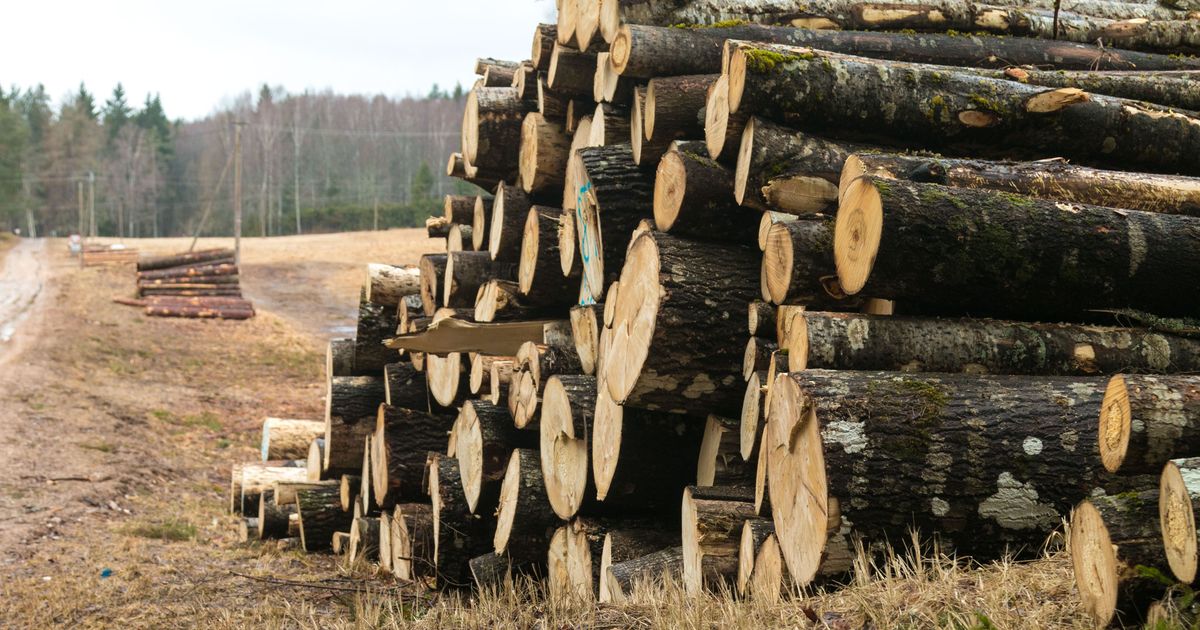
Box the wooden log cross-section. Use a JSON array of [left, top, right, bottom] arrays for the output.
[[681, 485, 757, 596], [372, 404, 454, 509], [540, 374, 598, 520], [324, 375, 385, 474], [363, 263, 421, 308], [429, 455, 495, 588], [1157, 458, 1200, 586], [261, 418, 325, 461], [453, 400, 537, 513], [493, 448, 559, 565], [296, 483, 354, 552], [1098, 375, 1200, 474]]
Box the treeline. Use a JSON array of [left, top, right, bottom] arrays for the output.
[[0, 83, 470, 237]]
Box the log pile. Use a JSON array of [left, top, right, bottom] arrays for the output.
[[128, 248, 254, 319], [229, 2, 1200, 623]]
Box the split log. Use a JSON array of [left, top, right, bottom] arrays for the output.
[[597, 529, 679, 603], [548, 44, 598, 98], [734, 118, 860, 213], [470, 553, 514, 591], [490, 183, 533, 263], [453, 400, 537, 513], [571, 144, 656, 310], [652, 148, 759, 243], [591, 390, 705, 509], [462, 87, 527, 182], [493, 448, 559, 565], [791, 312, 1200, 377], [419, 254, 448, 316], [589, 103, 632, 147], [612, 24, 1200, 80], [682, 485, 757, 596], [305, 439, 324, 482], [230, 462, 308, 514], [520, 113, 571, 194], [767, 370, 1112, 586], [844, 153, 1200, 217], [257, 491, 296, 540], [373, 404, 455, 508], [296, 483, 354, 552], [1101, 375, 1200, 474], [604, 546, 684, 603], [697, 415, 752, 487], [727, 43, 1200, 175], [327, 338, 356, 379], [261, 418, 324, 461], [384, 362, 427, 412], [645, 74, 715, 143], [574, 0, 604, 50], [1072, 490, 1168, 628], [602, 230, 760, 415], [324, 375, 385, 473], [387, 317, 564, 357], [835, 176, 1200, 319], [569, 304, 603, 375], [429, 455, 495, 588], [349, 516, 381, 564], [137, 248, 234, 271], [736, 518, 774, 597], [444, 251, 515, 308], [136, 261, 237, 280], [540, 374, 598, 519], [519, 207, 580, 306], [393, 503, 435, 582], [531, 24, 558, 71]]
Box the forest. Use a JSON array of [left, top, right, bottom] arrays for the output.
[[0, 82, 469, 237]]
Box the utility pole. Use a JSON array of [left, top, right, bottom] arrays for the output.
[[293, 124, 301, 235], [77, 180, 84, 236], [373, 194, 379, 231], [87, 171, 96, 238], [233, 121, 245, 265]]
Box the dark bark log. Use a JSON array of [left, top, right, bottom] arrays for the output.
[[490, 183, 534, 263], [419, 254, 448, 316], [453, 400, 537, 514], [296, 484, 354, 552], [136, 260, 237, 279], [645, 74, 716, 142], [444, 251, 515, 309], [572, 145, 656, 316], [327, 338, 356, 379], [549, 44, 598, 99], [603, 230, 760, 415], [792, 312, 1200, 378], [729, 43, 1200, 175], [592, 391, 706, 511], [550, 517, 668, 601], [373, 404, 456, 508], [653, 148, 759, 243], [612, 24, 1200, 80], [354, 300, 397, 374], [393, 502, 435, 582], [736, 517, 775, 597], [473, 279, 550, 323], [349, 516, 381, 564], [143, 305, 253, 319], [137, 274, 240, 286], [430, 455, 495, 588], [494, 448, 559, 565], [469, 553, 513, 591], [512, 63, 538, 103], [698, 415, 753, 487], [604, 546, 684, 603], [538, 74, 571, 121], [747, 302, 776, 337], [324, 376, 385, 473], [384, 362, 428, 412], [532, 23, 558, 71], [735, 118, 862, 212], [682, 485, 757, 596], [463, 87, 529, 183], [768, 370, 1114, 586], [589, 103, 632, 147], [444, 195, 477, 224], [847, 152, 1200, 217], [257, 490, 295, 540], [597, 529, 680, 603], [1071, 491, 1168, 628], [1101, 375, 1200, 474], [519, 206, 581, 306], [836, 176, 1200, 320], [137, 248, 234, 272], [426, 216, 452, 239], [521, 113, 572, 194], [742, 338, 775, 382]]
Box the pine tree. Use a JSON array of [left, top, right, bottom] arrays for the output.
[[76, 83, 97, 120], [103, 83, 131, 144], [412, 160, 434, 201], [0, 90, 28, 228]]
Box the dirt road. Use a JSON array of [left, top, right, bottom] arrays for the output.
[[0, 239, 47, 362]]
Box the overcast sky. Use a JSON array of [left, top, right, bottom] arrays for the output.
[[1, 0, 557, 121]]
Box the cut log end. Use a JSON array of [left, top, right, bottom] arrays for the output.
[[652, 150, 687, 232], [492, 449, 523, 553], [704, 76, 731, 161], [592, 390, 624, 501], [463, 91, 482, 163], [833, 176, 884, 296], [766, 374, 824, 586], [733, 117, 756, 205], [518, 208, 542, 294], [751, 533, 786, 602], [1159, 460, 1198, 584], [602, 234, 660, 404], [473, 196, 489, 251], [541, 375, 593, 519], [1099, 375, 1132, 474], [1070, 500, 1121, 628], [741, 372, 766, 461]]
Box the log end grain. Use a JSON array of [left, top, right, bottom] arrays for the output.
[[1159, 459, 1198, 584]]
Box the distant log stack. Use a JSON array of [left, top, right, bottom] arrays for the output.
[[131, 248, 253, 318], [224, 4, 1200, 620]]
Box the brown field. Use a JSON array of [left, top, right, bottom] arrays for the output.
[[0, 230, 1142, 629]]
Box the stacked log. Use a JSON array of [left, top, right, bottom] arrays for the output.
[[225, 5, 1200, 620], [132, 248, 253, 318]]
